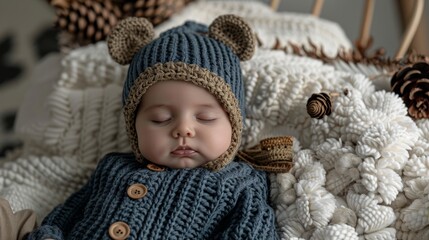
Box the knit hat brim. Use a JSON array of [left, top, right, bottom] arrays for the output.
[[124, 62, 243, 171]]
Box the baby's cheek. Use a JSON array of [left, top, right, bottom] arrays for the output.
[[210, 132, 232, 156], [139, 133, 169, 155]]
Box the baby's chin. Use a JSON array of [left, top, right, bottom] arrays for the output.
[[165, 157, 213, 169]]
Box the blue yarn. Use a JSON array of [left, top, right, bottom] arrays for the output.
[[122, 21, 246, 119], [26, 153, 279, 239]]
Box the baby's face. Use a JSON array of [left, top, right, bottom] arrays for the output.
[[135, 81, 232, 169]]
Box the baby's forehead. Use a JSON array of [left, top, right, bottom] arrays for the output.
[[138, 80, 222, 109]]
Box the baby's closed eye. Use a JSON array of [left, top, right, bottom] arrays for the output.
[[149, 111, 172, 124], [196, 113, 218, 122]]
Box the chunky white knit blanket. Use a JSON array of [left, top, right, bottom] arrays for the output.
[[2, 2, 429, 239], [155, 1, 352, 57]]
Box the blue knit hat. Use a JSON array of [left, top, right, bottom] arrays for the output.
[[107, 15, 255, 170]]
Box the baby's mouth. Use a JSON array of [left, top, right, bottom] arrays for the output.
[[171, 146, 196, 156]]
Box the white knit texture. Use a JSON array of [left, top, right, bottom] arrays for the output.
[[0, 43, 131, 221], [155, 1, 352, 57], [267, 61, 428, 239], [0, 155, 94, 221]]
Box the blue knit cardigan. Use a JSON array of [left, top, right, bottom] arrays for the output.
[[27, 152, 279, 239]]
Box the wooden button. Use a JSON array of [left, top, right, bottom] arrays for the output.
[[147, 163, 165, 172], [127, 183, 147, 200], [108, 221, 130, 240]]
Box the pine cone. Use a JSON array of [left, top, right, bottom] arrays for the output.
[[306, 92, 332, 119], [391, 62, 429, 119], [119, 0, 191, 26], [52, 0, 122, 46]]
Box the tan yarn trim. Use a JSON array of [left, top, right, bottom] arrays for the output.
[[107, 17, 155, 65], [124, 62, 243, 171], [209, 14, 255, 61], [237, 136, 294, 173]]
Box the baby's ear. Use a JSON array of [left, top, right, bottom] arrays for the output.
[[107, 17, 154, 65], [208, 15, 255, 61]]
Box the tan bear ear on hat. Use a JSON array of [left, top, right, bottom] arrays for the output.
[[107, 17, 155, 65], [208, 14, 255, 61]]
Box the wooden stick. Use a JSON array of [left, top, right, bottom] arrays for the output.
[[396, 0, 425, 59], [356, 0, 374, 51], [270, 0, 280, 11], [312, 0, 325, 17], [399, 1, 429, 56]]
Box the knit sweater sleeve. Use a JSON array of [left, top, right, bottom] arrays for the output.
[[25, 154, 114, 240], [215, 170, 279, 240], [25, 183, 92, 240]]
